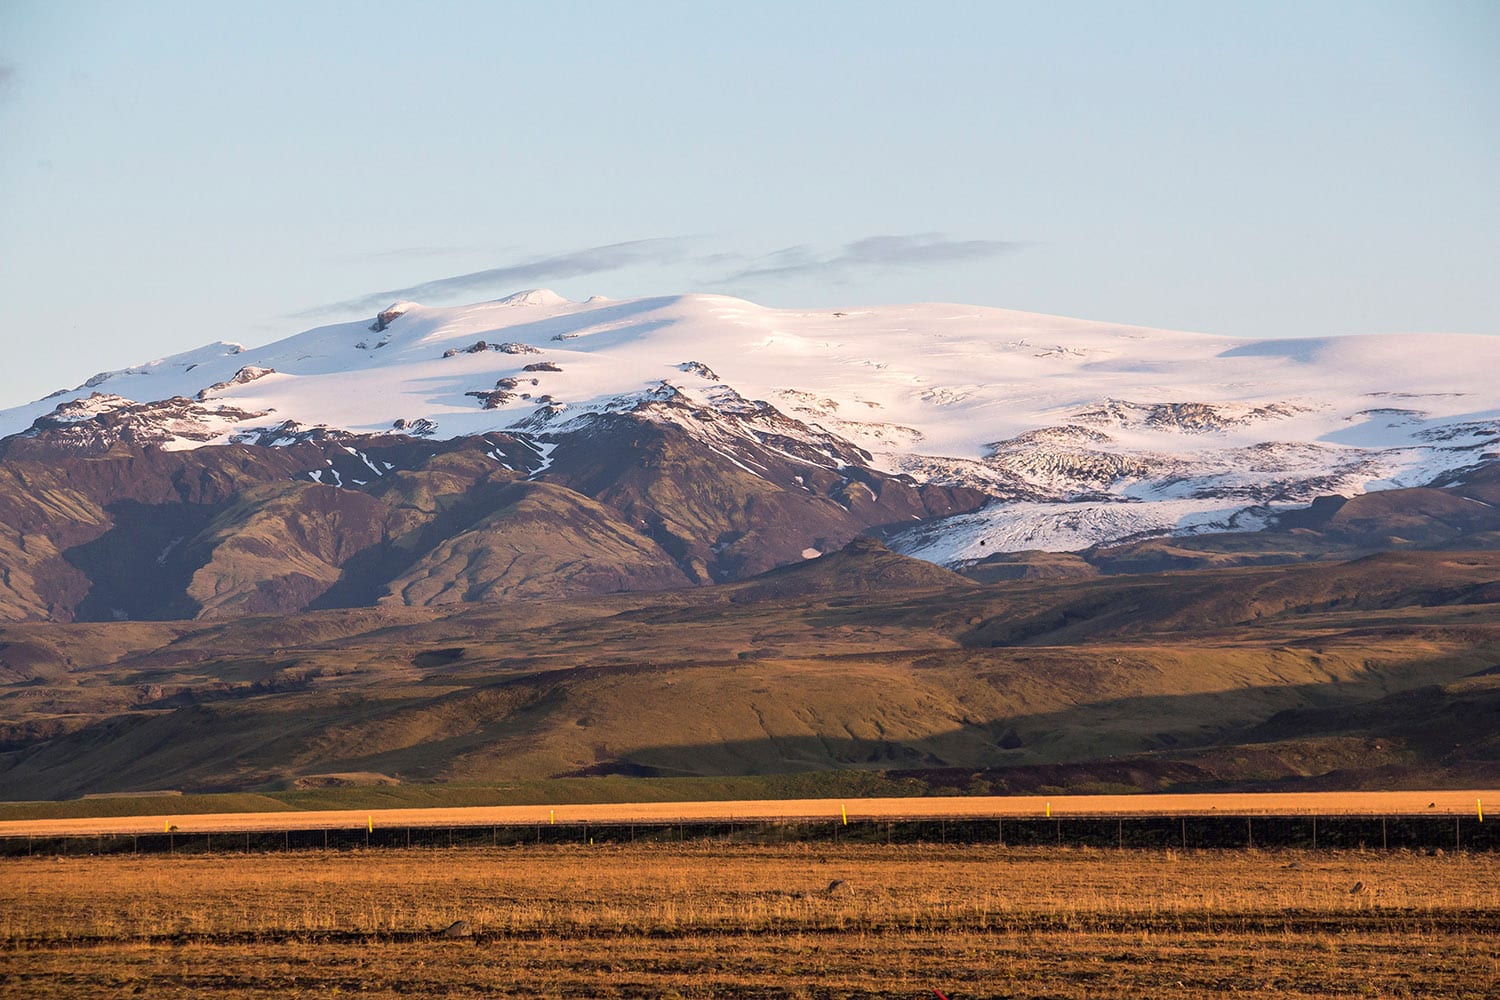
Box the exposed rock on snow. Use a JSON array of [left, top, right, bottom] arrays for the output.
[[196, 366, 276, 400], [16, 393, 271, 453], [1073, 399, 1310, 433], [466, 389, 517, 410], [370, 301, 417, 332], [678, 361, 720, 381]]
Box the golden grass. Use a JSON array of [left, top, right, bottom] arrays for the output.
[[0, 788, 1494, 838], [1, 845, 1496, 998]]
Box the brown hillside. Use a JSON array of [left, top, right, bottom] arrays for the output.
[[380, 481, 691, 604], [1, 549, 1496, 798]]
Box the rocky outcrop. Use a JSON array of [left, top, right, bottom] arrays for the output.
[[195, 366, 276, 400], [677, 361, 720, 381], [370, 302, 415, 332], [1074, 399, 1309, 433], [5, 394, 271, 456]]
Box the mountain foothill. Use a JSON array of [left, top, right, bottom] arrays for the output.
[[0, 291, 1495, 799]]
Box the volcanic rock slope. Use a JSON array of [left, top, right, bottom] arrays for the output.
[[1, 290, 1497, 621]]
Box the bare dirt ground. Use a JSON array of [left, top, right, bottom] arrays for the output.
[[0, 788, 1493, 838], [1, 845, 1495, 999]]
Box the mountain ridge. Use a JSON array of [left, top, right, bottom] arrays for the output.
[[2, 290, 1496, 621]]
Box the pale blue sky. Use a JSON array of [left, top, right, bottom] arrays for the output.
[[1, 1, 1496, 408]]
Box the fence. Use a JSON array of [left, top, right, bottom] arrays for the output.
[[1, 813, 1492, 857]]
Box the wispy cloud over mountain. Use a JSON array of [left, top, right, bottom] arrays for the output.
[[298, 233, 1029, 320], [302, 237, 697, 317], [711, 234, 1029, 286]]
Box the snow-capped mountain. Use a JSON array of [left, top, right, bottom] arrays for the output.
[[5, 289, 1496, 566]]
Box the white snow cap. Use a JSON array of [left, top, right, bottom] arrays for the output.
[[496, 288, 571, 307], [2, 290, 1495, 557]]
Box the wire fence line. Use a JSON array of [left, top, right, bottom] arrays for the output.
[[1, 814, 1491, 857]]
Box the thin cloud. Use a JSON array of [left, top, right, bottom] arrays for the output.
[[300, 237, 695, 317], [714, 233, 1029, 285], [0, 64, 15, 98], [344, 244, 507, 262]]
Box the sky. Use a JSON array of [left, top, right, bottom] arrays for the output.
[[1, 1, 1496, 409]]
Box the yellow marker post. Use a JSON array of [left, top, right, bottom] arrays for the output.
[[549, 809, 555, 825], [841, 804, 848, 826], [1046, 802, 1051, 818], [367, 815, 373, 833], [1479, 799, 1484, 823]]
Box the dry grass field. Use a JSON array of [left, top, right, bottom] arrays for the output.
[[2, 844, 1496, 998], [0, 788, 1495, 839]]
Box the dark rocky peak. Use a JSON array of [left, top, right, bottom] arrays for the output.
[[628, 382, 874, 471]]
